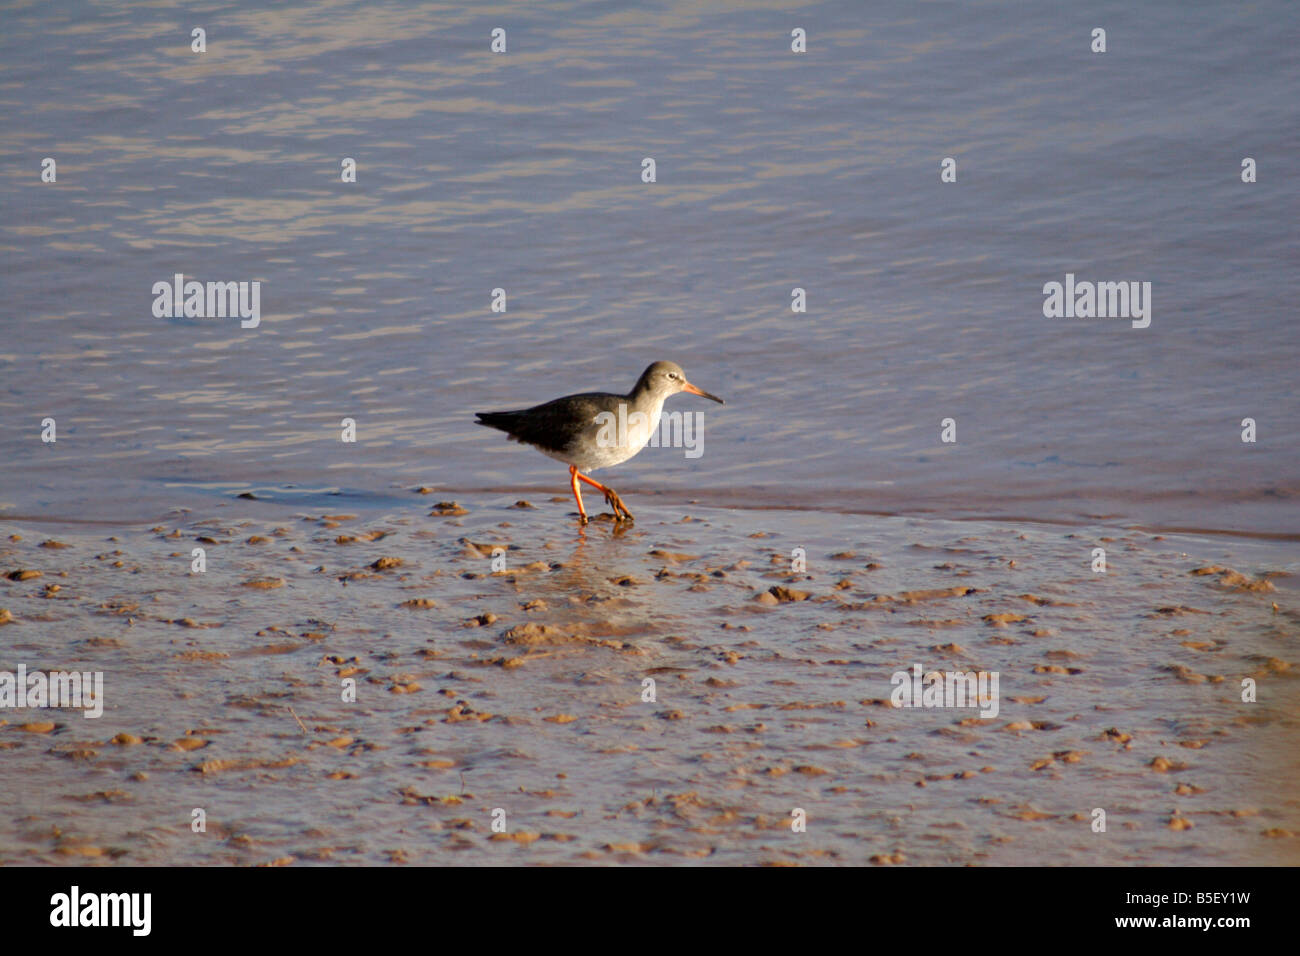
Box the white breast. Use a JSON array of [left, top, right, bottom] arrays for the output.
[[574, 396, 664, 472]]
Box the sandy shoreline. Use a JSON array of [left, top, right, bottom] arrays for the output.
[[1, 495, 1296, 865]]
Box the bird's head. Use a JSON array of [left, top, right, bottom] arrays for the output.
[[635, 360, 724, 404]]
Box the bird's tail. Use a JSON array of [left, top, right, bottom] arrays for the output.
[[475, 410, 520, 433]]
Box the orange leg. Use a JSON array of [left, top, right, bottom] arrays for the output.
[[568, 466, 588, 523], [575, 472, 634, 521]]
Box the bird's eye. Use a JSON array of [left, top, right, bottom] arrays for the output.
[[667, 372, 678, 380]]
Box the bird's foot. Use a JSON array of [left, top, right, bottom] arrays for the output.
[[603, 488, 634, 521]]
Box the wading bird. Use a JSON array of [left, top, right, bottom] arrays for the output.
[[476, 361, 724, 523]]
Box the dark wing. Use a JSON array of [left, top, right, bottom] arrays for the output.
[[475, 392, 617, 455]]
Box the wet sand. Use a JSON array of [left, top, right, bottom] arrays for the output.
[[2, 494, 1296, 865]]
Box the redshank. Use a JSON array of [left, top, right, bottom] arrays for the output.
[[476, 361, 724, 523]]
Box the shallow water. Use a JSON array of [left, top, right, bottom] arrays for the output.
[[1, 0, 1297, 534], [1, 1, 1298, 865]]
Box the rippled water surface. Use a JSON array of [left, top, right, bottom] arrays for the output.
[[3, 0, 1297, 531]]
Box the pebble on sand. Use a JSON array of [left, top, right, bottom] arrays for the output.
[[983, 613, 1027, 627], [1190, 566, 1276, 593], [757, 586, 811, 604], [399, 598, 437, 609], [54, 845, 107, 857]]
